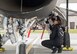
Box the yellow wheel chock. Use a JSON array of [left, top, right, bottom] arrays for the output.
[[63, 47, 73, 51], [0, 48, 5, 52]]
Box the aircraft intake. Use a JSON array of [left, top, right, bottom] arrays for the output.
[[0, 0, 57, 18]]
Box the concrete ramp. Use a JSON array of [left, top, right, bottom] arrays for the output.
[[29, 47, 77, 54]]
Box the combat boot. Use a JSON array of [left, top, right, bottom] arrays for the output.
[[52, 47, 57, 53], [58, 47, 62, 53]]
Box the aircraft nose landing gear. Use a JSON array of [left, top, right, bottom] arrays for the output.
[[16, 17, 37, 54], [0, 34, 5, 52]]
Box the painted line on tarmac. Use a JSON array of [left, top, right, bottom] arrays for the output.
[[26, 36, 40, 54]]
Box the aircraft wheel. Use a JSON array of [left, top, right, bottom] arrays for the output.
[[19, 43, 26, 54], [63, 32, 70, 47]]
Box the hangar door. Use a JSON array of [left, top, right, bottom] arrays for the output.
[[70, 22, 75, 29]]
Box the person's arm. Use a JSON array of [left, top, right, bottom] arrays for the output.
[[49, 24, 53, 30], [50, 32, 56, 40], [45, 18, 53, 30]]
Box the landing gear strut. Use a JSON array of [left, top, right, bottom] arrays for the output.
[[63, 0, 73, 51], [16, 17, 37, 54]]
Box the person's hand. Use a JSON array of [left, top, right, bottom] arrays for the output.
[[44, 18, 49, 24]]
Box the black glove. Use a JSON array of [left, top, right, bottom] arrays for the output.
[[45, 19, 49, 24]]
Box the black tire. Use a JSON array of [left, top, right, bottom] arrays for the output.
[[19, 43, 26, 54], [0, 43, 2, 48], [0, 34, 2, 48], [63, 32, 70, 47]]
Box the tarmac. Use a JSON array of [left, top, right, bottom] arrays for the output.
[[0, 33, 77, 54]]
